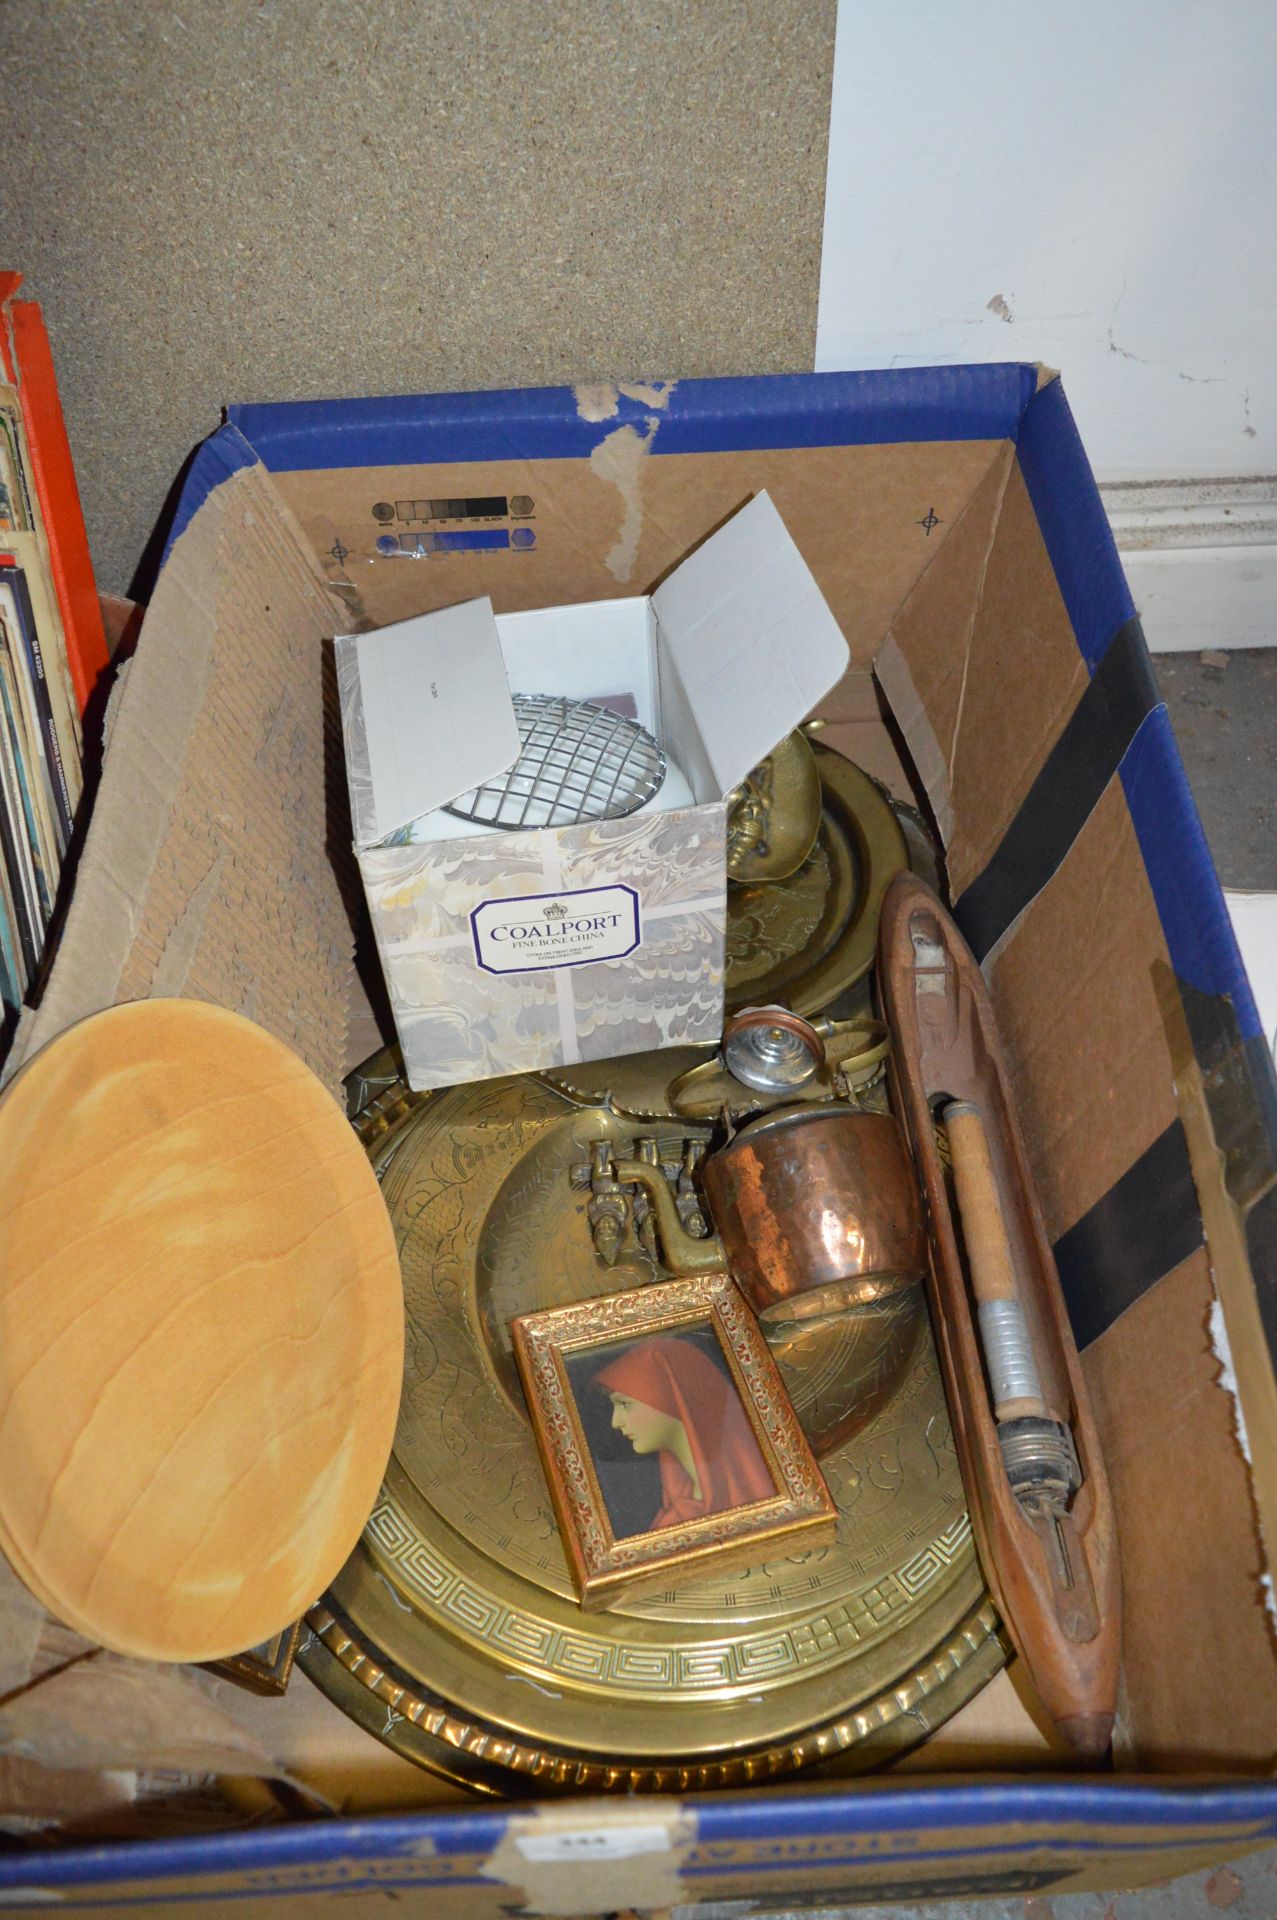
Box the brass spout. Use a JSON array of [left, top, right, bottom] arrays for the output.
[[609, 1158, 727, 1277]]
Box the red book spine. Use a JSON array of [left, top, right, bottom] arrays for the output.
[[0, 273, 20, 382], [2, 281, 109, 716]]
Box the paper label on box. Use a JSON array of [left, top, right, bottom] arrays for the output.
[[471, 884, 640, 974], [515, 1824, 672, 1863]]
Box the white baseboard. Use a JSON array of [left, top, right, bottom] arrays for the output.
[[1100, 476, 1277, 654], [1226, 891, 1277, 1065]]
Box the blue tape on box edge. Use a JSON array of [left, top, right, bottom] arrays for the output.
[[1014, 380, 1261, 1040], [1016, 376, 1137, 673], [158, 421, 258, 571], [224, 363, 1041, 472], [2, 1778, 1276, 1897], [158, 366, 1040, 580], [1121, 707, 1262, 1039]]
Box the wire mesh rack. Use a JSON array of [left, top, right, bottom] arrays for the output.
[[444, 694, 667, 831]]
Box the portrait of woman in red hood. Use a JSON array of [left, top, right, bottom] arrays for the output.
[[514, 1274, 838, 1605], [591, 1332, 776, 1537]]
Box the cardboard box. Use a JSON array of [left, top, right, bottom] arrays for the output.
[[4, 365, 1277, 1912], [334, 495, 848, 1088]]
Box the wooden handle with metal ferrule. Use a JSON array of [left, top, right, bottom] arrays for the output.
[[945, 1100, 1050, 1421]]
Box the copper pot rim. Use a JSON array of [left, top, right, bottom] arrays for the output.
[[756, 1267, 926, 1330], [733, 1101, 905, 1143]]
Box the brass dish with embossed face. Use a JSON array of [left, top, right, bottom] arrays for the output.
[[727, 742, 908, 1015], [299, 1073, 1002, 1796], [725, 728, 824, 884]]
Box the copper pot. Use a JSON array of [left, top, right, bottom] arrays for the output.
[[702, 1105, 927, 1323]]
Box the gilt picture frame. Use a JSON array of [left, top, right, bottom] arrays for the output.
[[511, 1274, 837, 1610]]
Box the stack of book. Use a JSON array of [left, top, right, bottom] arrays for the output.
[[0, 274, 108, 1042]]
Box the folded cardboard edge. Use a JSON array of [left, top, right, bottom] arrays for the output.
[[159, 420, 258, 571], [0, 454, 376, 1825], [8, 452, 362, 1095]]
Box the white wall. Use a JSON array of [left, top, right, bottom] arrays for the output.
[[815, 1, 1277, 648]]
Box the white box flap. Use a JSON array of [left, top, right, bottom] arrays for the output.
[[336, 598, 519, 845], [651, 492, 849, 796]]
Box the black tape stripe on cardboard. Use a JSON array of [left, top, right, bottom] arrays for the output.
[[1052, 1119, 1203, 1350], [1053, 986, 1277, 1356], [955, 617, 1159, 964], [949, 612, 1195, 1347]]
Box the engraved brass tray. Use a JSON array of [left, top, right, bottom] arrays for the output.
[[300, 1074, 1003, 1796]]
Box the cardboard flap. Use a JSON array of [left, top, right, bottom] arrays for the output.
[[337, 598, 519, 845], [651, 492, 849, 796], [6, 458, 362, 1101]]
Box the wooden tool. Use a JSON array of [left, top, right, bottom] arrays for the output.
[[0, 999, 404, 1663], [878, 873, 1120, 1759], [946, 1102, 1055, 1422]]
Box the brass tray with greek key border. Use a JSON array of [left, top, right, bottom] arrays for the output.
[[299, 1071, 1002, 1795]]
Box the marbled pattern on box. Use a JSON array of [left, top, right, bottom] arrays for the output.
[[357, 805, 726, 1090]]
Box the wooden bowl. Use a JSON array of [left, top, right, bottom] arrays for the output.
[[0, 1000, 404, 1662]]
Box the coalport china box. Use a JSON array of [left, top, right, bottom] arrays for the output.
[[334, 493, 849, 1090], [5, 366, 1277, 1914]]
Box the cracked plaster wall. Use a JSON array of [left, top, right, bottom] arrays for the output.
[[815, 0, 1277, 484]]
